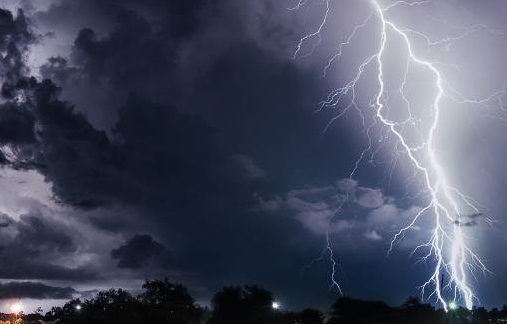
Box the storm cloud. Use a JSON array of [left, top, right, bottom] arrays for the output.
[[0, 0, 503, 313], [0, 282, 76, 300], [111, 234, 172, 269]]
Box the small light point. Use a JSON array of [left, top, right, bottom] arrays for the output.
[[272, 302, 280, 310]]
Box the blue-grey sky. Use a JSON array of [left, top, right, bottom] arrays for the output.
[[0, 0, 506, 313]]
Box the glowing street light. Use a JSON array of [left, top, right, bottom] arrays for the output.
[[10, 302, 22, 314], [75, 305, 82, 311], [272, 302, 280, 310], [10, 302, 23, 323]]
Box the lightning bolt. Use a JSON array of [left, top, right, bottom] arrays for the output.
[[292, 0, 500, 311]]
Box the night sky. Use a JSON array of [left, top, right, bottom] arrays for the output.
[[0, 0, 507, 313]]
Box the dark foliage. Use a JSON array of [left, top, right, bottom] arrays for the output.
[[4, 280, 505, 324], [139, 279, 203, 324], [207, 285, 284, 324]]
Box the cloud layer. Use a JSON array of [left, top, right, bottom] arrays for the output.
[[256, 178, 424, 248]]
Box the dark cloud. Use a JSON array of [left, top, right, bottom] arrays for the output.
[[0, 258, 96, 281], [35, 0, 217, 130], [28, 0, 345, 216], [36, 0, 211, 38], [19, 85, 228, 210], [31, 79, 121, 208], [1, 48, 242, 216], [39, 56, 78, 85], [0, 102, 36, 145], [111, 234, 171, 269], [15, 213, 77, 254], [0, 77, 119, 208], [70, 11, 174, 86], [113, 95, 229, 205], [0, 7, 35, 89], [0, 281, 76, 300], [0, 213, 13, 227], [20, 8, 247, 213], [0, 212, 96, 281]]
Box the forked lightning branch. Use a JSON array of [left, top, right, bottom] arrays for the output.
[[292, 0, 503, 311]]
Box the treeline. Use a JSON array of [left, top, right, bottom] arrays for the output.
[[5, 279, 507, 324]]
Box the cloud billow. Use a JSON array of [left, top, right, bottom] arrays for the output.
[[0, 281, 76, 300], [111, 234, 172, 269], [0, 211, 96, 280], [256, 178, 423, 247]]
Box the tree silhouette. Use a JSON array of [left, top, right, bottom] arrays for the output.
[[207, 285, 283, 324], [12, 279, 507, 324], [46, 289, 143, 324], [139, 278, 203, 324], [397, 296, 441, 323], [292, 308, 325, 324], [327, 297, 397, 324]]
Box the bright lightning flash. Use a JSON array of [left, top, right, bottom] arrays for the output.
[[292, 0, 500, 311]]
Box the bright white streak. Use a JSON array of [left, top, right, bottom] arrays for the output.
[[373, 1, 473, 311], [293, 0, 495, 311]]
